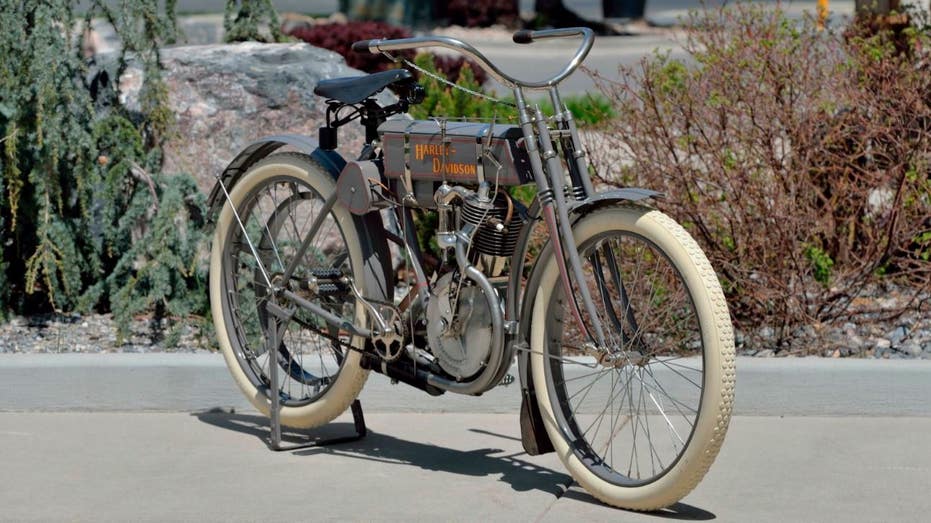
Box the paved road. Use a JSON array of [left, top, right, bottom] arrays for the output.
[[80, 0, 858, 95], [476, 1, 856, 94], [83, 0, 852, 22]]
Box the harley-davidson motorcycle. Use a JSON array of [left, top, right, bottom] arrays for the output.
[[207, 27, 735, 510]]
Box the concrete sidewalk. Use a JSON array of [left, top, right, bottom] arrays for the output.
[[3, 355, 930, 520], [2, 354, 930, 416], [0, 412, 928, 521]]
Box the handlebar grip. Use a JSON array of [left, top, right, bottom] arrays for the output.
[[351, 39, 375, 53], [512, 30, 534, 44]]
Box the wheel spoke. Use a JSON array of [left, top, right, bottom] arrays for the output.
[[542, 219, 711, 488], [218, 170, 355, 408]]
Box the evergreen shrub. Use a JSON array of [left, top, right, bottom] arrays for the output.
[[406, 53, 513, 120], [224, 0, 286, 43], [0, 1, 207, 342]]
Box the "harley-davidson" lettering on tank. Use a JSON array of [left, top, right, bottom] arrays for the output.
[[379, 120, 533, 186]]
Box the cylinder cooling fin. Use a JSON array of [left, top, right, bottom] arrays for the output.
[[460, 190, 527, 257]]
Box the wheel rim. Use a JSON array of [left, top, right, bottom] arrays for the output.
[[220, 174, 355, 407], [544, 230, 705, 487]]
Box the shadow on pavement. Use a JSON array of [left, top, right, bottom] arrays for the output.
[[561, 489, 716, 520], [194, 410, 572, 497], [194, 410, 715, 519]]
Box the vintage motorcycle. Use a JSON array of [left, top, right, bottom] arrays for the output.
[[207, 27, 735, 510]]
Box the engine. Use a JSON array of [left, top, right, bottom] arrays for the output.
[[426, 272, 493, 380], [422, 182, 527, 379], [376, 119, 533, 383], [460, 185, 525, 258]]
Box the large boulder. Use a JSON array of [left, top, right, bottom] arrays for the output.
[[109, 42, 375, 193]]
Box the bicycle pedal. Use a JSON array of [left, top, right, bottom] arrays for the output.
[[498, 373, 515, 387], [299, 269, 349, 296], [310, 268, 344, 279], [316, 282, 348, 296]]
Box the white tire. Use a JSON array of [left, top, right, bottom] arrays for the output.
[[530, 205, 735, 510], [210, 153, 368, 429]]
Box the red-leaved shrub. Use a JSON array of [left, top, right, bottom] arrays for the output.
[[287, 21, 413, 73], [439, 0, 519, 28], [286, 20, 489, 86]]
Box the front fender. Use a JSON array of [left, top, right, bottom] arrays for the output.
[[513, 187, 659, 455], [517, 188, 660, 381]]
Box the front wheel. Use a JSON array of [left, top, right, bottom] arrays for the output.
[[530, 205, 735, 510]]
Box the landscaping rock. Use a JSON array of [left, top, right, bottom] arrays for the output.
[[101, 42, 377, 193], [0, 314, 210, 354], [887, 325, 908, 347], [903, 342, 924, 358]]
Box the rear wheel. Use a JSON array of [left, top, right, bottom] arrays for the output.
[[530, 205, 735, 510], [210, 153, 368, 429]]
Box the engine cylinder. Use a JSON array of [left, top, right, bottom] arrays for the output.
[[460, 190, 526, 257]]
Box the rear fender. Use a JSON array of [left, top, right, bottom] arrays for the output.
[[207, 135, 392, 302], [207, 134, 342, 222]]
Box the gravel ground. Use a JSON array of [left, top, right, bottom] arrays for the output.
[[1, 288, 928, 358], [0, 314, 212, 355], [736, 284, 931, 359]]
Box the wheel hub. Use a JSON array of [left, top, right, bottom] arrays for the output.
[[582, 342, 647, 368]]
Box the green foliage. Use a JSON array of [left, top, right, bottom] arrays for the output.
[[538, 93, 615, 125], [405, 54, 612, 126], [509, 184, 538, 206], [89, 1, 178, 144], [804, 245, 834, 286], [408, 53, 517, 121], [1, 0, 96, 313], [0, 0, 206, 341], [224, 0, 285, 43], [914, 231, 931, 262], [97, 172, 207, 342]]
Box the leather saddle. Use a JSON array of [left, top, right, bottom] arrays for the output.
[[314, 69, 413, 104]]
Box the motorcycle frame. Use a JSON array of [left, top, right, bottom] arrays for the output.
[[207, 28, 661, 403]]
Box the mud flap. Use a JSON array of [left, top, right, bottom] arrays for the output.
[[519, 377, 555, 456]]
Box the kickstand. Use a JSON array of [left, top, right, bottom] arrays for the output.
[[267, 398, 367, 452], [264, 301, 367, 452]]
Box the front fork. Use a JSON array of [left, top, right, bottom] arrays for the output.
[[513, 87, 607, 349]]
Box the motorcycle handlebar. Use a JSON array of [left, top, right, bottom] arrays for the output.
[[351, 27, 594, 90]]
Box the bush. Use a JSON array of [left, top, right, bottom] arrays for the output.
[[539, 93, 615, 125], [440, 0, 520, 28], [0, 1, 207, 341], [407, 53, 516, 120], [285, 20, 491, 85], [224, 0, 285, 43], [588, 4, 931, 344], [287, 21, 414, 73], [428, 54, 490, 87]]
